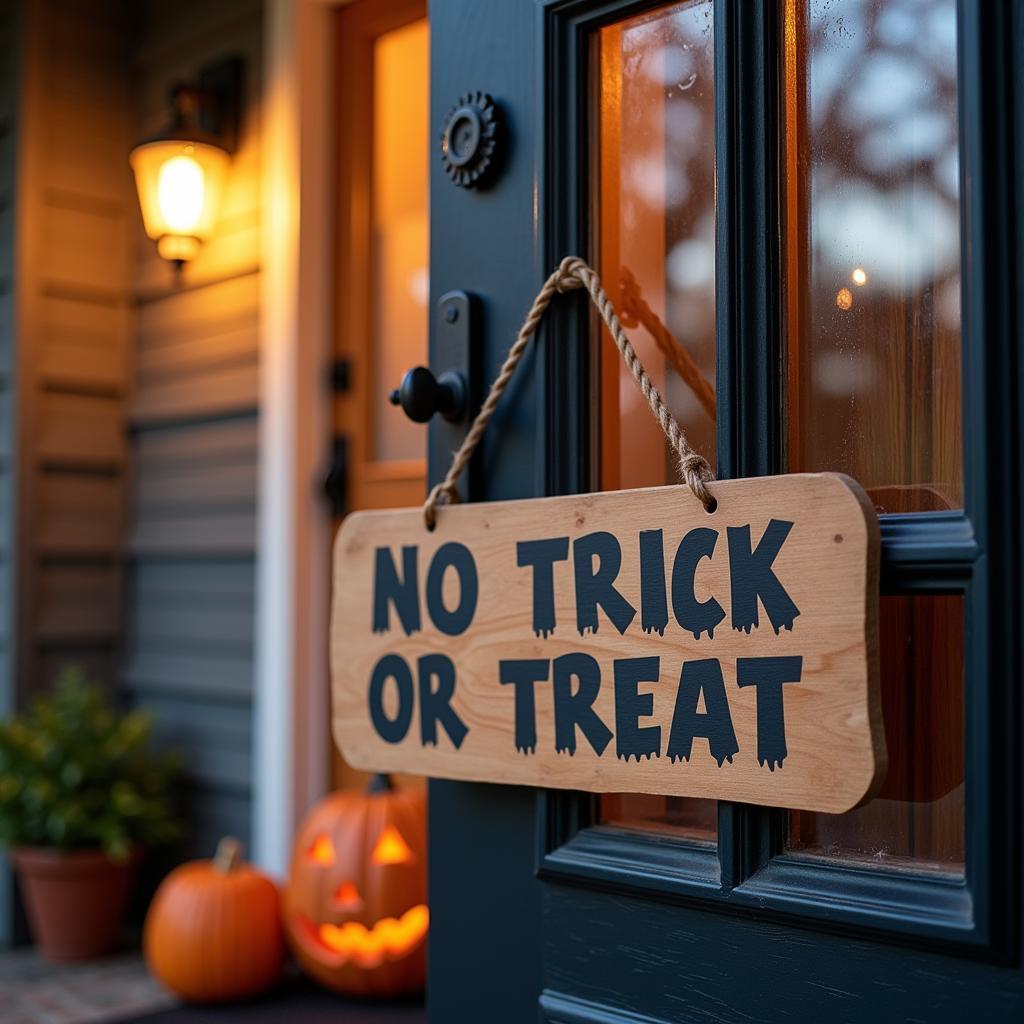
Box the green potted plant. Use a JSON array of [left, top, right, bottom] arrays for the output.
[[0, 667, 181, 961]]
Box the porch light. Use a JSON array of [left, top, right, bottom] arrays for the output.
[[130, 62, 239, 268]]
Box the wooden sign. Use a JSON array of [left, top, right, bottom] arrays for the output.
[[331, 473, 884, 813]]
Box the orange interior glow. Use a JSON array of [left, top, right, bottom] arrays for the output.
[[371, 824, 414, 865], [333, 880, 363, 912], [315, 905, 429, 968], [308, 834, 336, 864]]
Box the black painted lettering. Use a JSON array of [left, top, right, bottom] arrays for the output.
[[639, 530, 670, 636], [573, 532, 637, 636], [613, 656, 661, 762], [372, 546, 420, 636], [517, 538, 569, 638], [552, 653, 613, 756], [667, 658, 739, 767], [499, 658, 550, 754], [727, 520, 800, 634], [425, 542, 479, 636], [368, 653, 415, 743], [417, 653, 468, 749], [671, 528, 726, 640], [736, 655, 803, 770]]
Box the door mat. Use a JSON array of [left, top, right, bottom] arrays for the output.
[[109, 980, 425, 1024]]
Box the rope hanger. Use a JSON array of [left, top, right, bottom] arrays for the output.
[[423, 256, 716, 530]]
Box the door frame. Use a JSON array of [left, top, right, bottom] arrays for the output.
[[255, 0, 346, 874], [426, 0, 1024, 1020], [256, 0, 432, 872], [536, 0, 1019, 959]]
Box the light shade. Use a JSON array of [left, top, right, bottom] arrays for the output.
[[130, 139, 229, 262]]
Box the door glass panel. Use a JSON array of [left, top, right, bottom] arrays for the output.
[[789, 595, 964, 874], [784, 0, 962, 513], [593, 0, 716, 841], [784, 0, 965, 875], [372, 19, 430, 463]]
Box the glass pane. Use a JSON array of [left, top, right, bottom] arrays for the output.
[[372, 19, 430, 463], [603, 794, 717, 844], [595, 0, 717, 490], [593, 0, 716, 842], [784, 0, 962, 512], [789, 595, 964, 874]]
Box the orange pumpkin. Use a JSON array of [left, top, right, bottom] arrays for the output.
[[144, 837, 284, 1002], [284, 775, 427, 997]]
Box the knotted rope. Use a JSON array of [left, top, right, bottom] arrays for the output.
[[423, 256, 715, 529], [619, 266, 717, 423]]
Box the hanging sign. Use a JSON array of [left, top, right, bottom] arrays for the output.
[[331, 473, 884, 813]]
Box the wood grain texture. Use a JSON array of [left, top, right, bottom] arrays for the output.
[[332, 473, 884, 813]]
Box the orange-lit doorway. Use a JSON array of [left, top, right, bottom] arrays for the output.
[[330, 0, 429, 789]]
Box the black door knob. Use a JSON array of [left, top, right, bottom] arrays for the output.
[[388, 366, 467, 423]]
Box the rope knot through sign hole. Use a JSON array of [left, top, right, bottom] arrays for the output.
[[423, 257, 716, 530]]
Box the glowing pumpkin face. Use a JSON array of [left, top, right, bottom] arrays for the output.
[[284, 776, 427, 997]]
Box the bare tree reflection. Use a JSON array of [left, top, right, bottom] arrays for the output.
[[793, 0, 962, 511]]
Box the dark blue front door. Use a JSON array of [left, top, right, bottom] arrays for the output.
[[427, 2, 1024, 1021]]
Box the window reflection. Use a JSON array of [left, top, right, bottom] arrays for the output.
[[372, 19, 430, 464], [789, 595, 964, 873], [785, 0, 962, 512], [785, 0, 965, 875], [596, 0, 716, 491], [594, 0, 717, 844]]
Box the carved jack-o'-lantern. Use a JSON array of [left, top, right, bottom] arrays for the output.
[[284, 775, 427, 997]]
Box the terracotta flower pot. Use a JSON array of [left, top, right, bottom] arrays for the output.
[[12, 846, 138, 962]]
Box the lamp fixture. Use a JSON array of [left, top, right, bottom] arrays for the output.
[[130, 58, 241, 268]]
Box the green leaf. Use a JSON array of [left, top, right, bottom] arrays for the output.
[[0, 666, 182, 852]]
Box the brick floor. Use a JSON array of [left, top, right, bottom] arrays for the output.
[[0, 950, 173, 1024]]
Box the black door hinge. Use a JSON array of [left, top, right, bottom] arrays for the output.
[[323, 435, 349, 517]]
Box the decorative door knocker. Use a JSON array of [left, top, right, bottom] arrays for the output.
[[440, 91, 503, 188]]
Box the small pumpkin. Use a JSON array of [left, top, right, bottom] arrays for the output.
[[144, 837, 284, 1003], [284, 775, 427, 997]]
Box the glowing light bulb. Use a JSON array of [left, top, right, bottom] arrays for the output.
[[836, 287, 854, 311], [156, 154, 206, 234], [851, 267, 868, 287]]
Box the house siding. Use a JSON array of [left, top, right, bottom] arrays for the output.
[[0, 0, 135, 944], [0, 1, 264, 942], [124, 0, 263, 859], [0, 0, 20, 946], [11, 0, 134, 697]]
